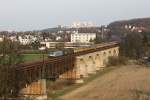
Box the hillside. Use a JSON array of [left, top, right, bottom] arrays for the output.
[[108, 18, 150, 36], [108, 18, 150, 29], [109, 18, 150, 27]]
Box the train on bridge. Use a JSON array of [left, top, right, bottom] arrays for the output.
[[48, 41, 119, 57]]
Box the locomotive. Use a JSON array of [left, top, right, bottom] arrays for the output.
[[48, 49, 74, 57]]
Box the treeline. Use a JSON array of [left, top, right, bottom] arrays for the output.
[[108, 18, 150, 38], [120, 32, 150, 59], [107, 18, 150, 58], [108, 18, 150, 29]]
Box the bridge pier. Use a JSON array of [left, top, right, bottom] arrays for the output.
[[19, 79, 47, 100], [18, 66, 47, 100]]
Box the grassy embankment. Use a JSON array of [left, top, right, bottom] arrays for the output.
[[46, 67, 116, 100], [46, 58, 150, 100]]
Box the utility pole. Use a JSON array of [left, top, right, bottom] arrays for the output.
[[101, 26, 104, 40], [39, 47, 47, 96]]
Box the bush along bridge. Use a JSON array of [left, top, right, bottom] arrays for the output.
[[13, 42, 119, 99]]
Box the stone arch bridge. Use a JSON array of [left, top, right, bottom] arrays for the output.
[[13, 42, 119, 99]]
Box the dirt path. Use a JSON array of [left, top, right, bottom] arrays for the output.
[[59, 65, 150, 100]]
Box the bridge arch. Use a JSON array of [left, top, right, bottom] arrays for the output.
[[86, 55, 96, 74], [94, 53, 102, 70], [78, 58, 88, 78]]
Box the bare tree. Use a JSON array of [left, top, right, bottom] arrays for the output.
[[0, 38, 22, 98]]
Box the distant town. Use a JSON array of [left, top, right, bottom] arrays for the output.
[[0, 19, 149, 49]]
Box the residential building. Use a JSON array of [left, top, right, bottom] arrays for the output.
[[0, 37, 3, 42], [18, 35, 37, 45], [9, 36, 18, 41]]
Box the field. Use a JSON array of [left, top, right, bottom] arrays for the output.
[[59, 65, 150, 100], [21, 54, 47, 61]]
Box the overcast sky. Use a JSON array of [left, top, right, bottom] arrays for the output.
[[0, 0, 150, 31]]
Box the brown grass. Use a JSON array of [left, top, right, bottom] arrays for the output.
[[59, 65, 150, 100]]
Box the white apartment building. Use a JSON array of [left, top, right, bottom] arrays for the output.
[[71, 32, 96, 43]]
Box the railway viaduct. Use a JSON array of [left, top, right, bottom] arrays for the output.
[[14, 42, 119, 99]]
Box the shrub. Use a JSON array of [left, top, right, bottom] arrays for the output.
[[107, 56, 128, 66], [137, 59, 150, 67], [47, 80, 75, 90]]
